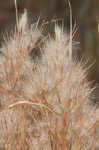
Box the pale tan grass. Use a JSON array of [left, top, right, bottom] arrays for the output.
[[0, 10, 99, 150]]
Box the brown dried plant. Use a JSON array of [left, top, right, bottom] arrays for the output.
[[0, 10, 99, 150]]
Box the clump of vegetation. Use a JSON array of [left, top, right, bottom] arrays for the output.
[[0, 10, 99, 150]]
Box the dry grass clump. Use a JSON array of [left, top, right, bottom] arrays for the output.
[[0, 11, 99, 150]]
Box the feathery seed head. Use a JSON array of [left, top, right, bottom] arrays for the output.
[[0, 11, 99, 150]]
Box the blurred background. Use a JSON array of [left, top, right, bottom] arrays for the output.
[[0, 0, 99, 104]]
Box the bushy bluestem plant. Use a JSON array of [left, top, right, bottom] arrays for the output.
[[0, 10, 99, 150]]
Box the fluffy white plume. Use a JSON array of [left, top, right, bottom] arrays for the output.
[[0, 11, 99, 150]]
